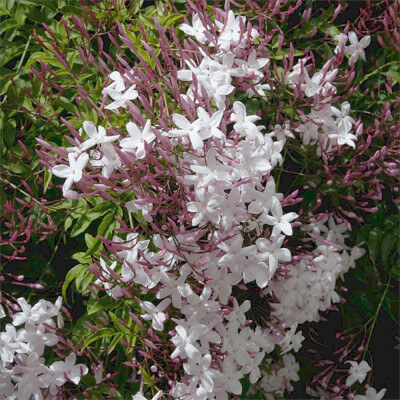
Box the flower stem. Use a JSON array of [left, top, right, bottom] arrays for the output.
[[362, 276, 392, 361]]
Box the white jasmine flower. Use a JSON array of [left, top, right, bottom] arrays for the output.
[[230, 101, 261, 139], [125, 199, 153, 222], [139, 299, 171, 331], [196, 108, 225, 140], [218, 234, 257, 273], [51, 152, 89, 196], [183, 354, 219, 393], [132, 391, 163, 400], [345, 360, 371, 386], [0, 324, 20, 363], [13, 354, 48, 400], [328, 122, 358, 148], [0, 304, 5, 319], [170, 113, 203, 150], [219, 355, 243, 394], [100, 143, 121, 178], [120, 120, 156, 159], [261, 202, 298, 237], [17, 323, 58, 356], [170, 325, 201, 360], [41, 353, 88, 394], [255, 235, 291, 274], [354, 387, 386, 400], [345, 31, 371, 63], [79, 121, 119, 152], [235, 49, 269, 79], [331, 101, 356, 132], [179, 14, 207, 43], [102, 71, 126, 94], [225, 299, 251, 325], [334, 33, 348, 54], [242, 351, 265, 384], [105, 85, 138, 110], [13, 298, 46, 326]]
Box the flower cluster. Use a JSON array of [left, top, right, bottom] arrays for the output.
[[0, 297, 87, 400], [269, 216, 365, 326], [34, 2, 393, 399]]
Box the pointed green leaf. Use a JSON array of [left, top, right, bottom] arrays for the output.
[[88, 296, 118, 315], [81, 328, 115, 351], [108, 332, 124, 354]]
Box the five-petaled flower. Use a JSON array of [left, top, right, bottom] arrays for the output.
[[345, 360, 371, 386], [51, 152, 89, 196], [345, 31, 371, 64]]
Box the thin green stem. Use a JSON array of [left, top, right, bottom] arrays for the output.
[[16, 34, 33, 74], [0, 35, 33, 106], [128, 211, 134, 229], [0, 177, 54, 209], [362, 276, 392, 361], [359, 61, 398, 85]]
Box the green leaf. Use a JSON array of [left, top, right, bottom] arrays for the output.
[[240, 374, 251, 396], [109, 311, 131, 335], [88, 296, 119, 315], [341, 302, 363, 330], [43, 169, 52, 194], [54, 197, 87, 210], [25, 7, 52, 23], [160, 13, 183, 28], [86, 201, 115, 219], [380, 233, 395, 264], [245, 98, 262, 115], [353, 263, 375, 285], [64, 215, 73, 231], [303, 189, 317, 207], [12, 0, 40, 4], [350, 291, 376, 317], [270, 49, 304, 60], [388, 69, 400, 84], [107, 332, 123, 354], [2, 160, 31, 176], [81, 328, 115, 351], [390, 262, 399, 279], [0, 68, 13, 93], [6, 0, 15, 9], [71, 251, 91, 263], [70, 214, 92, 237], [81, 270, 95, 294], [326, 24, 340, 38], [98, 213, 116, 236], [0, 18, 19, 35], [383, 290, 399, 323], [75, 267, 91, 291], [60, 5, 83, 15], [251, 37, 264, 45], [26, 51, 73, 72], [62, 263, 87, 301], [25, 52, 47, 69], [368, 228, 382, 260], [2, 118, 16, 146], [84, 233, 96, 249], [85, 213, 116, 256]]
